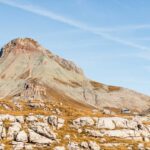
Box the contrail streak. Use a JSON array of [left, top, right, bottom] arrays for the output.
[[0, 0, 149, 51]]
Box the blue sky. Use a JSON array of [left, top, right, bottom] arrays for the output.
[[0, 0, 150, 95]]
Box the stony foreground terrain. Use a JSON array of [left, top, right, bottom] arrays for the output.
[[0, 99, 149, 150]]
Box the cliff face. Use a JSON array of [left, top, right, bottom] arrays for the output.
[[0, 38, 149, 112]]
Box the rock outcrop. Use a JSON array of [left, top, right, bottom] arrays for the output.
[[72, 116, 150, 142]]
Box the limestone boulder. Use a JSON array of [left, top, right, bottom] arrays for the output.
[[67, 142, 80, 150], [30, 122, 57, 140], [7, 122, 22, 140], [72, 117, 94, 128], [16, 130, 28, 142], [28, 129, 53, 144], [88, 141, 100, 150], [54, 146, 65, 150], [47, 116, 64, 129]]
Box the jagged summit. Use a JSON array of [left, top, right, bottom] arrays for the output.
[[8, 38, 39, 47], [0, 38, 83, 75], [0, 38, 149, 112], [0, 38, 44, 57]]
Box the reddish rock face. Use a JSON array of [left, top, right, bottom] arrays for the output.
[[1, 38, 42, 56], [1, 38, 84, 75]]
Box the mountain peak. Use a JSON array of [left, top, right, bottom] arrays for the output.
[[6, 38, 40, 48], [0, 38, 84, 75], [1, 38, 43, 57], [0, 38, 149, 113]]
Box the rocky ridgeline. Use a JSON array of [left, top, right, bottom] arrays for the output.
[[1, 38, 42, 56], [1, 38, 83, 75], [0, 112, 149, 150]]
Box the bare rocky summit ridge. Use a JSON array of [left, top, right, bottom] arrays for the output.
[[0, 38, 150, 112], [1, 38, 83, 74], [0, 38, 41, 59]]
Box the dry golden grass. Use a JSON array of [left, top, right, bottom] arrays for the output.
[[3, 119, 12, 131], [90, 80, 121, 93], [0, 139, 12, 150], [90, 81, 104, 90], [108, 86, 121, 92]]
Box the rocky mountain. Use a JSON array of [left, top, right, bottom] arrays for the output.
[[0, 38, 149, 112], [0, 38, 150, 150]]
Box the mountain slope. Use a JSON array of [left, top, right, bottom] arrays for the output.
[[0, 38, 149, 112]]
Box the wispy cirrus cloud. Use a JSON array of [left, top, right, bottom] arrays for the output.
[[0, 0, 150, 51], [95, 24, 150, 32]]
